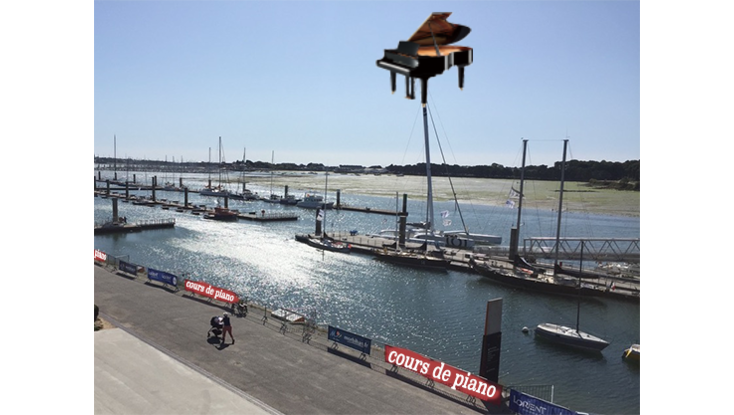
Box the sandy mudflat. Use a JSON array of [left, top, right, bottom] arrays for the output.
[[237, 172, 639, 217]]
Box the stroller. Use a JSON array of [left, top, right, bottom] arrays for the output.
[[207, 315, 224, 339]]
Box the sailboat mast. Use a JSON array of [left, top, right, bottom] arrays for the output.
[[577, 241, 584, 332], [553, 139, 569, 270], [515, 139, 528, 231], [270, 150, 274, 196], [218, 136, 222, 187], [323, 171, 329, 233], [242, 147, 252, 194], [421, 103, 435, 235], [510, 139, 528, 261]]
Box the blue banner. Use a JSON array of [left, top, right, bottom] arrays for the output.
[[119, 260, 140, 276], [509, 390, 577, 415], [147, 268, 178, 287], [328, 325, 372, 355]]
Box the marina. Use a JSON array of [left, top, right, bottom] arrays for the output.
[[94, 169, 640, 414]]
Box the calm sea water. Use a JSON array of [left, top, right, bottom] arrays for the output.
[[94, 170, 640, 414]]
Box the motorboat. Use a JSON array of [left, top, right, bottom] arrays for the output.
[[262, 193, 281, 203], [534, 322, 609, 351], [296, 194, 333, 209], [295, 234, 351, 253], [279, 194, 301, 205], [203, 207, 239, 222]]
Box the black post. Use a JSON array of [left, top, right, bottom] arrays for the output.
[[479, 299, 502, 383], [399, 193, 408, 247], [151, 176, 156, 201], [112, 198, 119, 223], [315, 208, 322, 236]]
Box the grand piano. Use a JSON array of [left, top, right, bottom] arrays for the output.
[[376, 12, 473, 105]]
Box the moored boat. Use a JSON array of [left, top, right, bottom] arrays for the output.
[[262, 193, 281, 203], [534, 322, 610, 351], [622, 343, 640, 362], [296, 234, 351, 253], [470, 258, 599, 298], [372, 247, 450, 270], [279, 194, 301, 205], [203, 207, 239, 221], [296, 194, 333, 209]]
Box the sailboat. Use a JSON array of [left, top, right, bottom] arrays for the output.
[[262, 151, 281, 203], [533, 140, 609, 352], [471, 140, 603, 297], [200, 137, 239, 200], [295, 172, 351, 253], [231, 147, 257, 200]]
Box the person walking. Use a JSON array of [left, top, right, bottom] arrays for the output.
[[221, 312, 234, 344]]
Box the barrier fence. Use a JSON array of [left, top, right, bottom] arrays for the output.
[[95, 247, 567, 413]]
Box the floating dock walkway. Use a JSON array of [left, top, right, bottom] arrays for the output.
[[94, 219, 175, 235], [297, 231, 640, 303], [95, 190, 299, 222]]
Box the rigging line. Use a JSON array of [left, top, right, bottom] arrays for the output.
[[426, 90, 459, 167], [401, 105, 422, 165], [427, 103, 469, 233], [427, 90, 486, 231]]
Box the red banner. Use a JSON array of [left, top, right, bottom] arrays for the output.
[[94, 249, 107, 262], [384, 344, 502, 404], [184, 279, 239, 304]]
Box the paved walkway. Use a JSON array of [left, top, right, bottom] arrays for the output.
[[95, 328, 281, 414], [94, 265, 510, 414]]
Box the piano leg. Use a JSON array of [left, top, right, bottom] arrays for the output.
[[420, 78, 428, 106], [405, 76, 415, 100], [391, 72, 396, 94], [458, 66, 465, 90]]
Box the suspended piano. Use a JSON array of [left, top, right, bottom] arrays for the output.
[[376, 12, 473, 105]]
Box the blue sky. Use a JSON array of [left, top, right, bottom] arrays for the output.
[[93, 1, 640, 168]]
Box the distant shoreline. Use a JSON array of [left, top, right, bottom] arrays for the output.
[[95, 168, 640, 218]]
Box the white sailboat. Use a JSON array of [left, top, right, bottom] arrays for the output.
[[200, 137, 237, 199], [534, 140, 609, 352], [262, 150, 281, 203], [231, 147, 257, 200]]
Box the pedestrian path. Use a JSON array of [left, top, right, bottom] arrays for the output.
[[95, 328, 281, 414]]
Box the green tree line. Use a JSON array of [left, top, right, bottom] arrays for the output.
[[386, 160, 639, 185]]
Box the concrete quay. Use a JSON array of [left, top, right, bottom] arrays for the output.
[[94, 264, 511, 414]]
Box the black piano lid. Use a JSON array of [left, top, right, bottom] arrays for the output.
[[407, 12, 471, 47]]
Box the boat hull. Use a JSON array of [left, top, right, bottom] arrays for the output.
[[471, 262, 585, 297], [622, 344, 640, 362], [373, 250, 449, 270], [295, 234, 351, 253], [297, 201, 334, 209], [534, 323, 609, 351]]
